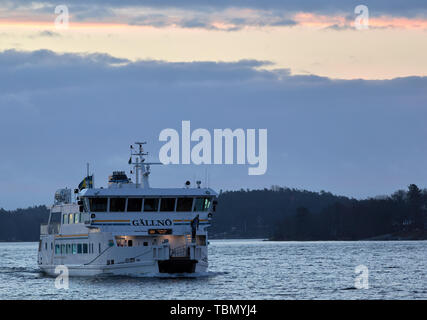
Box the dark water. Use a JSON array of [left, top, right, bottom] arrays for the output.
[[0, 240, 425, 299]]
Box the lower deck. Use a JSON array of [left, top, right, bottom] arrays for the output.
[[38, 233, 208, 275]]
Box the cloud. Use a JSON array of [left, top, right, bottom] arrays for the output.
[[27, 30, 61, 38], [2, 1, 427, 30], [38, 30, 59, 37], [127, 11, 299, 31], [0, 49, 426, 209], [129, 14, 173, 27], [4, 0, 427, 16]]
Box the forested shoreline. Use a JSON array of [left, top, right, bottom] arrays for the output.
[[1, 185, 426, 241], [211, 184, 427, 240], [0, 206, 49, 241]]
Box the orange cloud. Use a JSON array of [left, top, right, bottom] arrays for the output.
[[370, 16, 427, 29], [293, 12, 346, 28], [293, 12, 427, 30], [1, 11, 427, 31]]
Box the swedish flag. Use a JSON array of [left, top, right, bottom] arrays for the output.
[[78, 175, 93, 190]]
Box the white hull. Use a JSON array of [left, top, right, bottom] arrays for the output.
[[39, 260, 208, 277]]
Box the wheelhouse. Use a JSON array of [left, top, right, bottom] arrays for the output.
[[80, 194, 216, 214]]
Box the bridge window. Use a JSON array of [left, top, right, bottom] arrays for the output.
[[127, 198, 142, 212], [160, 198, 176, 212], [74, 213, 79, 224], [72, 244, 77, 254], [66, 244, 71, 254], [83, 243, 88, 254], [63, 214, 69, 224], [176, 198, 193, 212], [89, 198, 108, 212], [194, 197, 211, 211], [144, 198, 159, 212], [77, 244, 82, 254], [55, 244, 60, 254], [110, 198, 126, 212], [69, 213, 74, 224]]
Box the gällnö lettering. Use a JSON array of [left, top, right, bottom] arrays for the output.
[[159, 121, 267, 175], [132, 219, 172, 226]]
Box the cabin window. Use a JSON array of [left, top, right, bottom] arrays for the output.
[[51, 212, 62, 223], [83, 243, 88, 254], [176, 198, 193, 212], [45, 242, 47, 250], [99, 243, 101, 254], [72, 244, 77, 254], [160, 198, 176, 212], [63, 214, 69, 224], [89, 198, 108, 212], [69, 213, 74, 224], [144, 198, 159, 212], [74, 213, 79, 224], [110, 198, 126, 212], [127, 198, 143, 212], [194, 197, 211, 211]]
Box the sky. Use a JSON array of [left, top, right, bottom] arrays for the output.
[[0, 0, 427, 209]]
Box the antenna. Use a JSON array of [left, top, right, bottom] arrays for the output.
[[128, 142, 162, 188], [85, 162, 94, 188]]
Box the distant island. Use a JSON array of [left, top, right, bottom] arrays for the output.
[[211, 184, 427, 241], [0, 184, 426, 242]]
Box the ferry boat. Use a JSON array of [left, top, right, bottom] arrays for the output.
[[37, 142, 218, 276]]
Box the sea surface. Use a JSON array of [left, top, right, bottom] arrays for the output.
[[0, 240, 425, 300]]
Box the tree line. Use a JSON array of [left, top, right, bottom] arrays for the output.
[[0, 185, 426, 241], [210, 184, 427, 240], [0, 206, 49, 241]]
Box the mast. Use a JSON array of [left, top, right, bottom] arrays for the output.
[[129, 142, 162, 188]]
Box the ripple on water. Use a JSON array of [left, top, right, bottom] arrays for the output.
[[0, 240, 426, 299]]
